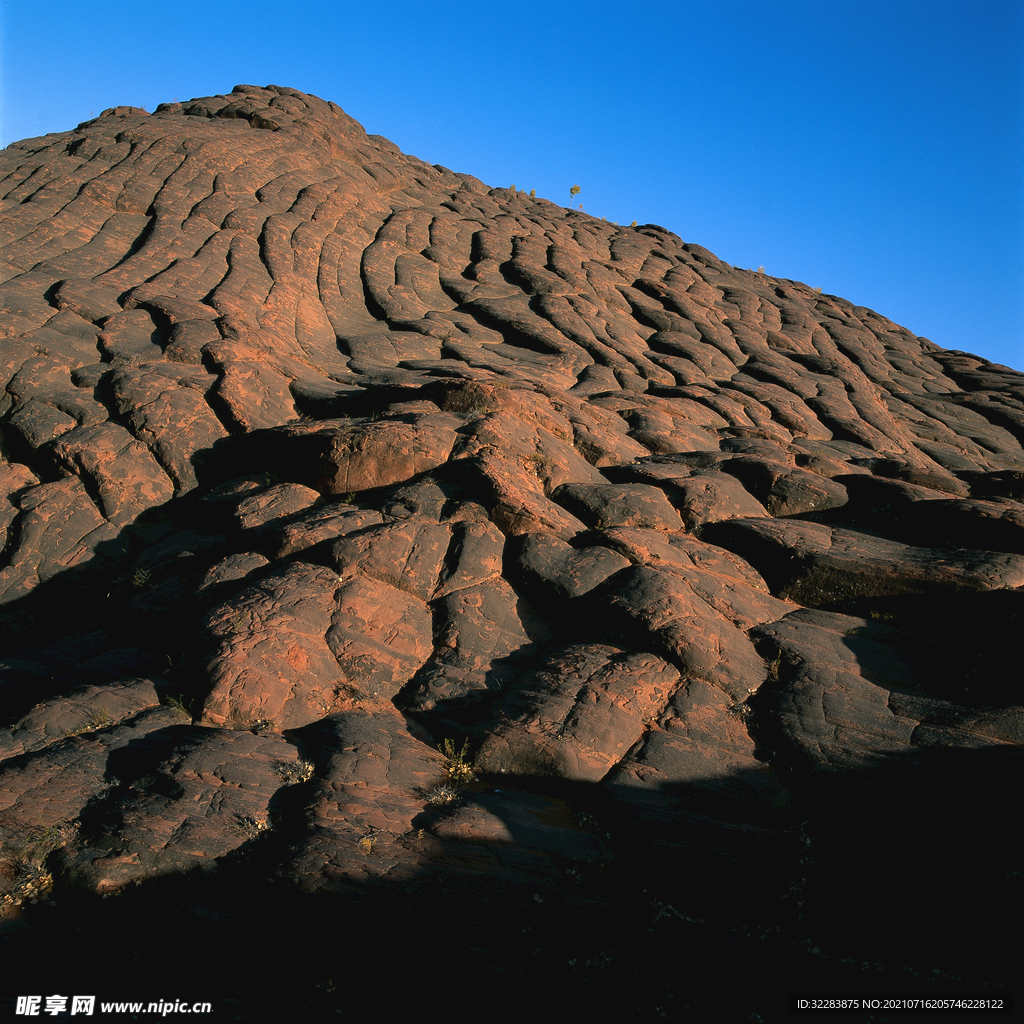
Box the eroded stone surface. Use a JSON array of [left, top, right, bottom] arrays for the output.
[[0, 84, 1020, 1013]]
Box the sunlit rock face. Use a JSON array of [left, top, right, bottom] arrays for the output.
[[0, 85, 1019, 1016]]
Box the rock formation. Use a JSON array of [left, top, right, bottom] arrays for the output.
[[0, 85, 1019, 1017]]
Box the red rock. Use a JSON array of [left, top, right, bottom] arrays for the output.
[[475, 644, 681, 780], [326, 574, 433, 699], [315, 414, 460, 495], [199, 561, 351, 729], [0, 83, 1021, 1005], [234, 481, 320, 530], [0, 477, 116, 601], [551, 482, 683, 531], [409, 577, 540, 708], [603, 677, 791, 818], [584, 565, 770, 702], [56, 726, 304, 893], [50, 422, 174, 527]]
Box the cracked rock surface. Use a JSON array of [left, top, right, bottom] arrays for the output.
[[0, 85, 1020, 1018]]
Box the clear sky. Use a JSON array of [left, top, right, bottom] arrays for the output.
[[2, 1, 1022, 370]]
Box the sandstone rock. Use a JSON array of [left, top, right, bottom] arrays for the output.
[[0, 83, 1020, 1013], [583, 565, 770, 702], [408, 577, 541, 708], [314, 414, 460, 495], [702, 516, 1024, 604], [326, 574, 433, 699], [603, 677, 791, 821], [199, 561, 351, 729], [475, 644, 681, 780], [551, 481, 683, 531], [511, 532, 631, 603], [49, 422, 174, 527], [56, 726, 302, 893]]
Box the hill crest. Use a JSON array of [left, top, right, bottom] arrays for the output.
[[0, 84, 1020, 1016]]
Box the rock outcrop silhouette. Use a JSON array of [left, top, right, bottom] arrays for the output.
[[0, 86, 1019, 1017]]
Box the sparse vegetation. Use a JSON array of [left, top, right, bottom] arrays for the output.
[[424, 782, 461, 806], [727, 700, 754, 725], [868, 609, 896, 622], [275, 759, 315, 784], [162, 693, 193, 719], [0, 819, 77, 914], [233, 815, 270, 839], [438, 737, 476, 782], [569, 184, 581, 208], [227, 711, 276, 734], [23, 821, 79, 858], [0, 857, 54, 913], [64, 709, 113, 736]]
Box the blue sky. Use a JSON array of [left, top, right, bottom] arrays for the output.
[[2, 0, 1022, 370]]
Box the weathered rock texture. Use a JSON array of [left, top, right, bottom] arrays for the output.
[[0, 86, 1019, 1018]]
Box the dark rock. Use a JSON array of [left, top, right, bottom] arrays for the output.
[[475, 644, 681, 780], [551, 481, 683, 530], [702, 516, 1024, 604]]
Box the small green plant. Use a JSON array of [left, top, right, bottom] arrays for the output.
[[23, 821, 79, 858], [630, 220, 637, 227], [63, 708, 114, 737], [569, 184, 581, 207], [463, 398, 498, 417], [163, 694, 192, 719], [439, 738, 475, 781], [529, 189, 536, 197]]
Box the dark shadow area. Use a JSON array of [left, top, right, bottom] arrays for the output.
[[0, 742, 1016, 1022], [0, 440, 1018, 1021]]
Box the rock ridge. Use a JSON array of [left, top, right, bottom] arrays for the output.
[[0, 85, 1019, 1017]]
